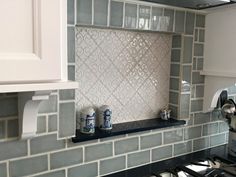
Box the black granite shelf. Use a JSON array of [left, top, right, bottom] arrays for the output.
[[72, 118, 186, 143]]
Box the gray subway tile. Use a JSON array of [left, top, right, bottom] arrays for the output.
[[210, 133, 226, 147], [186, 114, 194, 126], [94, 0, 108, 26], [100, 156, 126, 175], [151, 7, 163, 31], [51, 148, 83, 169], [169, 105, 178, 118], [191, 99, 203, 112], [180, 94, 190, 118], [203, 123, 219, 136], [0, 121, 5, 139], [172, 35, 182, 48], [211, 109, 224, 121], [0, 97, 18, 117], [68, 65, 75, 81], [196, 85, 204, 98], [85, 142, 113, 162], [185, 12, 195, 35], [0, 140, 27, 161], [69, 162, 98, 177], [140, 6, 151, 29], [140, 133, 162, 149], [169, 91, 179, 105], [174, 141, 192, 156], [171, 49, 181, 62], [183, 36, 193, 63], [152, 145, 172, 161], [196, 14, 205, 27], [128, 150, 150, 167], [197, 58, 204, 70], [182, 66, 192, 92], [38, 95, 57, 113], [67, 0, 75, 25], [30, 134, 65, 155], [34, 170, 65, 177], [48, 114, 58, 132], [110, 1, 123, 27], [124, 3, 137, 29], [191, 85, 196, 98], [170, 64, 180, 77], [170, 78, 179, 91], [59, 102, 75, 138], [101, 134, 126, 142], [115, 137, 139, 155], [77, 0, 92, 24], [164, 9, 174, 32], [194, 29, 198, 41], [164, 129, 183, 144], [184, 126, 202, 140], [0, 163, 7, 177], [68, 27, 75, 63], [175, 11, 185, 33], [219, 121, 229, 133], [10, 155, 48, 177], [194, 44, 204, 57], [194, 112, 210, 125], [199, 29, 205, 42], [128, 130, 151, 137], [193, 137, 209, 151], [37, 116, 46, 134], [59, 89, 75, 100], [7, 119, 18, 138], [192, 72, 204, 84]]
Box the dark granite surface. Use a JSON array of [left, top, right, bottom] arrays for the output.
[[103, 145, 236, 177], [72, 118, 186, 143]]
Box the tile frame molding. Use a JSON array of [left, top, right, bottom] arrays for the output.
[[76, 0, 206, 31], [75, 0, 208, 121]]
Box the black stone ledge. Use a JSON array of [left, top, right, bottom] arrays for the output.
[[103, 145, 236, 177], [72, 118, 186, 143]]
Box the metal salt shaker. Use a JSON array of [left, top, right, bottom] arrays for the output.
[[99, 105, 112, 130], [80, 107, 95, 134]]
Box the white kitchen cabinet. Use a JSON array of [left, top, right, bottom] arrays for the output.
[[0, 0, 78, 139], [0, 0, 67, 83], [201, 4, 236, 112]]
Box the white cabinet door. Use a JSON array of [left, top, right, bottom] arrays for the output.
[[0, 0, 67, 83]]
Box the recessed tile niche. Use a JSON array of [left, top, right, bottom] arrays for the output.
[[75, 27, 172, 124]]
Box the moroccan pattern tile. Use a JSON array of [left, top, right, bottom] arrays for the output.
[[75, 27, 172, 124]]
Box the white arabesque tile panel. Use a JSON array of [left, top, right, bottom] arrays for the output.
[[75, 27, 172, 124]]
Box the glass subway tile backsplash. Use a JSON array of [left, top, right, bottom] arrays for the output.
[[0, 0, 232, 177]]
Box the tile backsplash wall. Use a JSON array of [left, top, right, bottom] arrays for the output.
[[0, 0, 233, 177], [75, 27, 172, 123]]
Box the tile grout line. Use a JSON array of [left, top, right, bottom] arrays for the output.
[[7, 161, 10, 177]]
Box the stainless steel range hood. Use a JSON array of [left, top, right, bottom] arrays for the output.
[[141, 0, 236, 9]]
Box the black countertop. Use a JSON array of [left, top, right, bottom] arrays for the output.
[[103, 145, 236, 177]]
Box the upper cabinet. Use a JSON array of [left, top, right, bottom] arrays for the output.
[[201, 4, 236, 112], [0, 0, 76, 89], [0, 0, 78, 139]]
